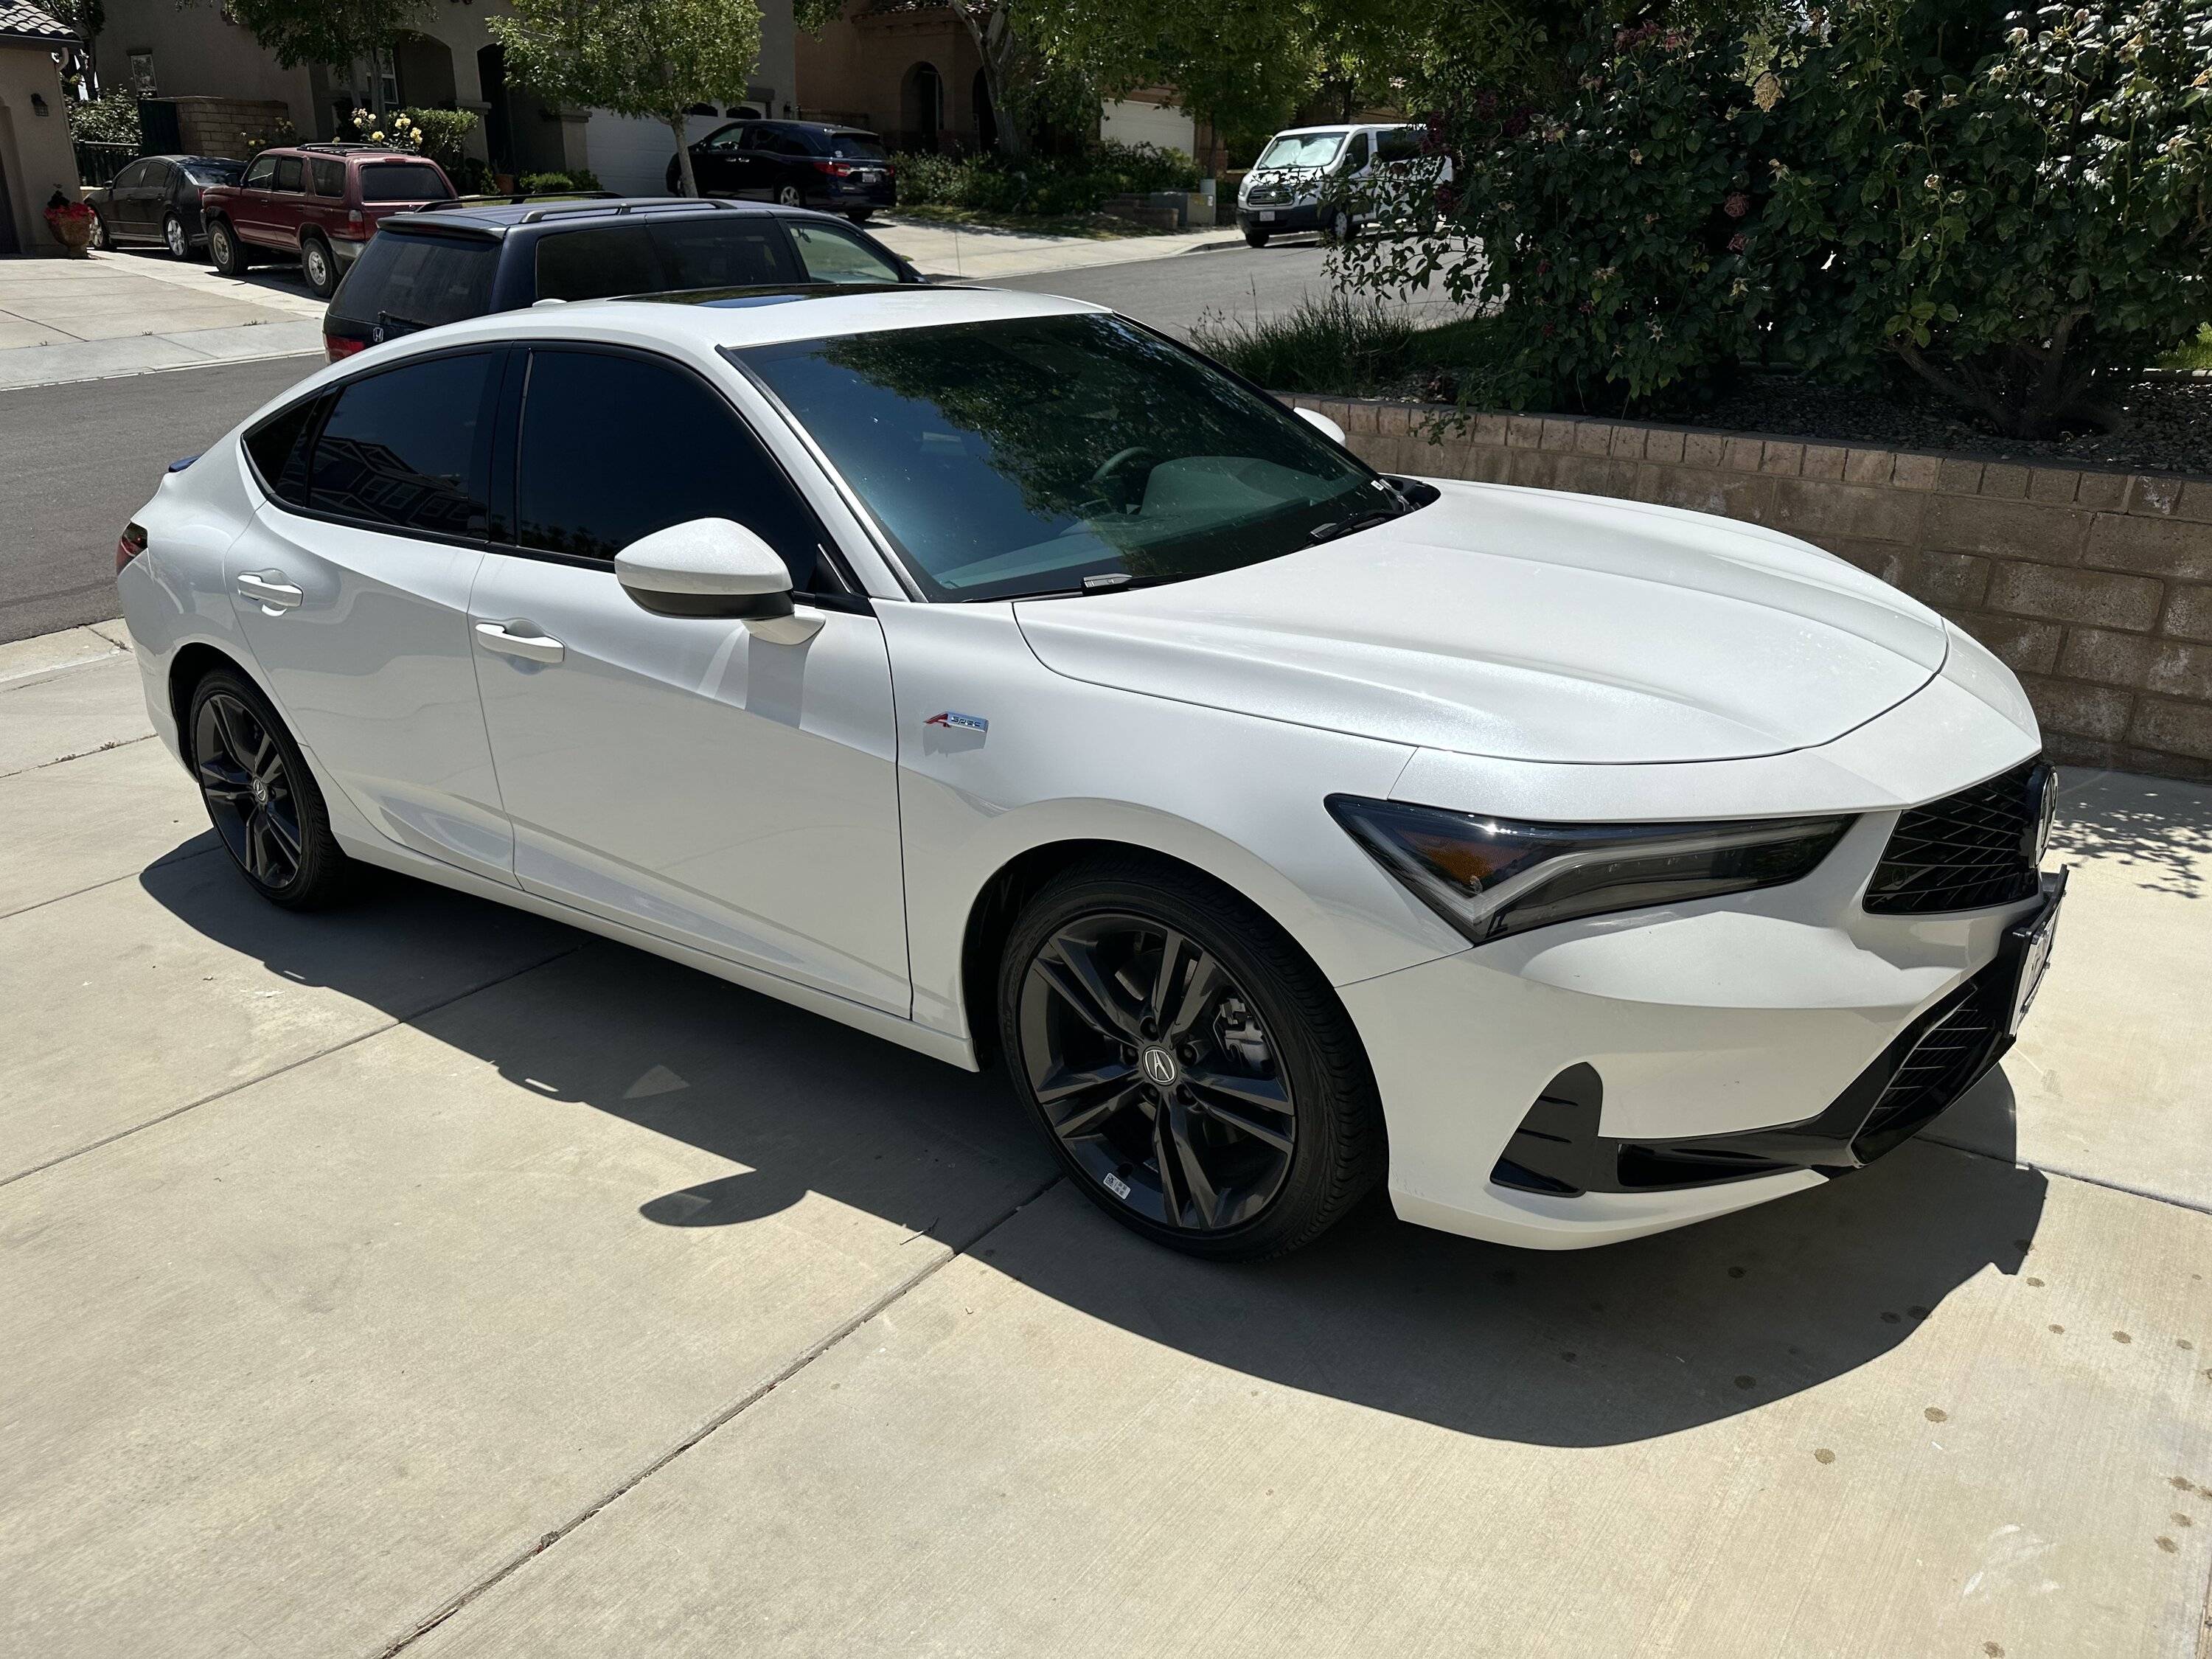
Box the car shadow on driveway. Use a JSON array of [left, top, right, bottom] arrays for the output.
[[138, 852, 2045, 1450]]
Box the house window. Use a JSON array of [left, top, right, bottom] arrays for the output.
[[127, 50, 156, 96]]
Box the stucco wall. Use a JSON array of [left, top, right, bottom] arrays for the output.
[[1290, 393, 2212, 784], [1, 42, 79, 254]]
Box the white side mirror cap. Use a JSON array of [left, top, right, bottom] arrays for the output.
[[613, 518, 821, 641], [1294, 406, 1347, 446]]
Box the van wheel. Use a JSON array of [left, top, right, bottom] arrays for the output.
[[997, 857, 1386, 1260], [301, 234, 338, 297], [1242, 226, 1270, 248], [189, 669, 355, 910], [207, 220, 250, 276]]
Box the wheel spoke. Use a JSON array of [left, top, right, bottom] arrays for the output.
[[1184, 1066, 1291, 1118], [198, 759, 252, 804], [243, 811, 275, 882], [1165, 1104, 1222, 1228], [262, 807, 304, 862], [1147, 929, 1189, 1026], [1152, 1107, 1186, 1228], [1194, 1099, 1293, 1154], [1057, 1081, 1146, 1141], [1034, 1060, 1136, 1106], [1161, 950, 1229, 1044], [1037, 935, 1140, 1039]]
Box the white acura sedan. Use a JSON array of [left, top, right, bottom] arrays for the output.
[[116, 284, 2063, 1259]]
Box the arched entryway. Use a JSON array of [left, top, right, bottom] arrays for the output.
[[392, 32, 456, 108], [900, 62, 944, 152]]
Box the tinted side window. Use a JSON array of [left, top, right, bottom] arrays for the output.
[[112, 160, 148, 189], [1377, 128, 1422, 164], [787, 220, 902, 285], [515, 349, 828, 588], [311, 159, 345, 196], [244, 395, 326, 509], [273, 156, 305, 192], [328, 234, 497, 327], [310, 353, 495, 536], [650, 219, 799, 288], [143, 161, 175, 190], [534, 226, 658, 301], [1343, 132, 1370, 170], [243, 156, 276, 189]]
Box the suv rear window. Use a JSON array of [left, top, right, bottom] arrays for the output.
[[359, 161, 451, 203], [329, 232, 496, 329], [826, 134, 888, 161]]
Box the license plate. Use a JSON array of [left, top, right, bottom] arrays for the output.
[[2007, 874, 2065, 1034], [1259, 210, 1276, 221]]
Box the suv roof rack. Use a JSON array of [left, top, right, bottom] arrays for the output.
[[295, 142, 386, 155], [516, 195, 750, 223], [411, 189, 624, 214]]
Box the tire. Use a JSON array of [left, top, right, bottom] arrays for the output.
[[88, 210, 112, 251], [1242, 226, 1270, 248], [162, 212, 189, 259], [1324, 207, 1353, 244], [997, 857, 1385, 1260], [301, 234, 338, 297], [207, 218, 249, 276], [846, 207, 873, 225], [187, 668, 355, 910], [775, 184, 804, 208]]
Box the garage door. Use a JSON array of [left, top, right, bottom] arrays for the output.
[[583, 108, 761, 195], [1100, 100, 1195, 158]]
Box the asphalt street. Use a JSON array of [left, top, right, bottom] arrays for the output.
[[0, 242, 1415, 644]]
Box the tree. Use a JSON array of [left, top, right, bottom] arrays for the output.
[[491, 0, 764, 196], [225, 0, 433, 117]]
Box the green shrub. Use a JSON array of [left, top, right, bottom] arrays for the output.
[[515, 169, 603, 195], [887, 142, 1202, 218], [1192, 293, 1507, 400], [69, 89, 141, 149]]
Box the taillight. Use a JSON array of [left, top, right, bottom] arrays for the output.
[[326, 333, 367, 363], [811, 159, 853, 177], [116, 522, 148, 573], [349, 209, 365, 230]]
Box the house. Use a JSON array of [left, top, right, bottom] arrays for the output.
[[84, 0, 797, 195], [1, 2, 80, 254], [794, 0, 1225, 170]]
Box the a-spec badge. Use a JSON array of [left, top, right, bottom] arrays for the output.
[[924, 711, 989, 734]]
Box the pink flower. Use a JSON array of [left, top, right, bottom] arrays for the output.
[[1728, 232, 1747, 252], [1724, 192, 1750, 219]]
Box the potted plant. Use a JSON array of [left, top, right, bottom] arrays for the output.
[[43, 190, 97, 257]]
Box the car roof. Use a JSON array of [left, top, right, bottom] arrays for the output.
[[367, 283, 1105, 360], [380, 195, 838, 239]]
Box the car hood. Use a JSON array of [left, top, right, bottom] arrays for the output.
[[1012, 481, 1950, 765]]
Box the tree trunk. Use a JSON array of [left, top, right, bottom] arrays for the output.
[[960, 3, 1026, 158], [669, 116, 698, 195]]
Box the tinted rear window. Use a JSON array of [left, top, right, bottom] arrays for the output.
[[535, 225, 658, 302], [273, 156, 305, 192], [651, 219, 798, 288], [310, 353, 494, 535], [310, 158, 344, 195], [329, 233, 497, 328], [826, 134, 888, 161], [359, 162, 452, 202], [183, 162, 241, 187], [243, 395, 325, 508]]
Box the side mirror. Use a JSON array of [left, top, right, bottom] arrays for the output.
[[1293, 406, 1347, 446], [613, 517, 821, 643]]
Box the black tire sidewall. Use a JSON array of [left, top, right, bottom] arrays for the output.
[[996, 861, 1384, 1259], [302, 237, 335, 296], [187, 669, 352, 909]]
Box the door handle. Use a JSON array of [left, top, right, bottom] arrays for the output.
[[474, 621, 565, 664], [236, 571, 303, 610]]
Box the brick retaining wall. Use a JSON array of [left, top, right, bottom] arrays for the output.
[[1290, 394, 2212, 783], [172, 99, 294, 161]]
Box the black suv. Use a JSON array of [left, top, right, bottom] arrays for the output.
[[667, 121, 897, 222], [322, 195, 924, 360]]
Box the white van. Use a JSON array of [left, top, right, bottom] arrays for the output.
[[1235, 122, 1450, 247]]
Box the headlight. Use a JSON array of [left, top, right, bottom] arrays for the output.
[[1327, 796, 1854, 947]]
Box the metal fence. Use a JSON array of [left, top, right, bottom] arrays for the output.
[[74, 141, 139, 188]]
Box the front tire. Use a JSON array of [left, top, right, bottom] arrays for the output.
[[163, 212, 189, 259], [187, 669, 355, 910], [88, 210, 112, 251], [997, 858, 1385, 1259], [1242, 226, 1270, 248], [301, 234, 338, 297], [207, 218, 248, 276]]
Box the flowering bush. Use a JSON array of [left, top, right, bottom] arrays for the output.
[[1336, 3, 2212, 436], [349, 106, 479, 174]]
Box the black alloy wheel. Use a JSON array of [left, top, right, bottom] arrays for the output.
[[1000, 861, 1385, 1259], [189, 670, 353, 908]]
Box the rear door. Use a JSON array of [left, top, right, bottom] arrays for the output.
[[690, 122, 748, 195], [262, 153, 308, 248], [467, 344, 908, 1009], [303, 156, 347, 248], [223, 347, 515, 883]]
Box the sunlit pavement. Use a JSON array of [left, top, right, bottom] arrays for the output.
[[3, 622, 2209, 1658]]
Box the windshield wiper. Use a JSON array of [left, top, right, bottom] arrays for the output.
[[1307, 506, 1408, 545]]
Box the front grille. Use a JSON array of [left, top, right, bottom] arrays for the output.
[[1858, 972, 2007, 1143], [1863, 758, 2048, 914], [1247, 186, 1291, 205]]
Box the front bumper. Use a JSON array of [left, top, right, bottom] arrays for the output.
[[1338, 812, 2056, 1251], [1239, 202, 1320, 232]]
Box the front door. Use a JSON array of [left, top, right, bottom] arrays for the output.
[[468, 344, 909, 1012], [231, 153, 279, 243], [223, 347, 515, 885]]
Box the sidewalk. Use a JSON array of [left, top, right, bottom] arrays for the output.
[[1, 612, 2209, 1657], [0, 220, 1244, 393]]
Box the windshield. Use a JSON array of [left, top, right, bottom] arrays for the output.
[[1256, 132, 1345, 170], [358, 161, 452, 202], [737, 313, 1388, 602], [827, 133, 889, 161]]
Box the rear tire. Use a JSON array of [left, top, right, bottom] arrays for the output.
[[996, 857, 1386, 1260], [846, 208, 873, 225], [776, 184, 804, 208], [187, 668, 355, 911], [163, 212, 189, 259], [207, 218, 249, 276], [1242, 226, 1270, 248], [301, 234, 338, 297]]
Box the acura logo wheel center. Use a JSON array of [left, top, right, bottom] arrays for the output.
[[1140, 1045, 1180, 1088]]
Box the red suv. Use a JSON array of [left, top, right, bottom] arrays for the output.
[[201, 143, 456, 297]]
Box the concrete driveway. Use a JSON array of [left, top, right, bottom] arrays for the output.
[[4, 624, 2210, 1658]]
